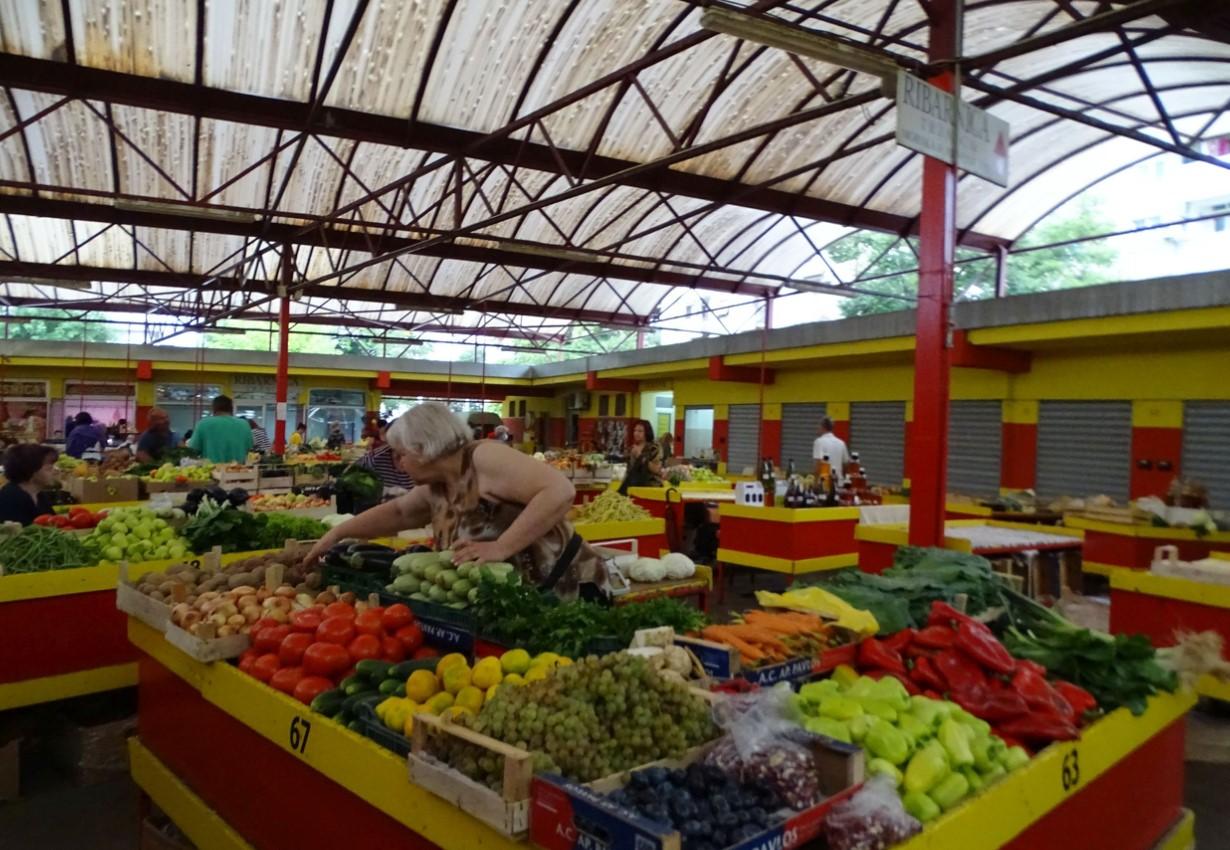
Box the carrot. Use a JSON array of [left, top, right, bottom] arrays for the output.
[[702, 626, 767, 661]]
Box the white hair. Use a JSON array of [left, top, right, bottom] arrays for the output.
[[386, 402, 471, 461]]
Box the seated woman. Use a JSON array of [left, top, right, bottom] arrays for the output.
[[308, 403, 607, 600], [0, 444, 58, 525]]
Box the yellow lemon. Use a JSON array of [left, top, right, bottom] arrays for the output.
[[472, 657, 503, 690], [500, 648, 532, 676], [532, 652, 561, 669], [406, 670, 440, 703], [486, 683, 501, 702], [555, 656, 573, 667], [523, 666, 549, 683], [455, 686, 485, 713], [436, 652, 468, 677], [425, 692, 455, 714], [442, 705, 474, 722], [502, 673, 526, 687], [402, 712, 416, 737], [442, 665, 472, 695]]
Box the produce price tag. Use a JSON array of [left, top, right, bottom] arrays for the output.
[[418, 617, 473, 654], [674, 637, 735, 679], [1060, 746, 1081, 793], [530, 775, 678, 850]]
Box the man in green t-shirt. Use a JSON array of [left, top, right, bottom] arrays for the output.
[[188, 394, 254, 464]]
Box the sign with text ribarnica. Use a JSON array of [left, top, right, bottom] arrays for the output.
[[895, 73, 1010, 187]]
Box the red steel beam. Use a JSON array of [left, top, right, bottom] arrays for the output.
[[274, 247, 292, 454], [908, 0, 958, 548], [0, 53, 1008, 250], [708, 355, 775, 385], [0, 261, 650, 327]]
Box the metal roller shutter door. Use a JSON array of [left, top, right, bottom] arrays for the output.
[[947, 401, 1003, 497], [850, 402, 906, 486], [781, 403, 826, 471], [1036, 401, 1131, 500], [1183, 402, 1230, 509], [727, 404, 762, 475]]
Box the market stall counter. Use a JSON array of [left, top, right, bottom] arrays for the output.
[[1064, 516, 1230, 579], [716, 504, 860, 599], [126, 611, 1197, 850]]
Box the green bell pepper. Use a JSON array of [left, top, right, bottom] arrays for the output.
[[902, 791, 941, 822], [939, 718, 975, 768], [904, 741, 951, 795], [867, 758, 904, 787], [930, 772, 971, 811], [865, 720, 911, 766], [818, 695, 864, 721]]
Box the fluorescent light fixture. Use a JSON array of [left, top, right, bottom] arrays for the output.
[[116, 199, 257, 224], [198, 326, 249, 336], [1, 277, 93, 291], [701, 5, 899, 93], [365, 337, 425, 346]]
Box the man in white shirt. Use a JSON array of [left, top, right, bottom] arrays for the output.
[[813, 417, 850, 481]]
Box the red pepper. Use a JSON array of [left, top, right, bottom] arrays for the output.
[[1013, 658, 1048, 678], [905, 643, 937, 660], [934, 648, 988, 693], [995, 713, 1079, 745], [1053, 680, 1098, 719], [962, 690, 1030, 722], [923, 690, 943, 701], [913, 625, 957, 649], [865, 669, 921, 696], [857, 637, 906, 675], [927, 600, 988, 632], [1011, 667, 1061, 710], [954, 620, 1016, 675], [880, 629, 916, 654], [910, 655, 947, 692]]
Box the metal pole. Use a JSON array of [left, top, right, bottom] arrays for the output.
[[994, 244, 1008, 298], [908, 0, 960, 547], [273, 246, 292, 454]]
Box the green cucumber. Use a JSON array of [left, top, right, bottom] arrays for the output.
[[355, 659, 394, 681], [344, 679, 373, 697], [309, 688, 346, 716], [378, 679, 405, 696], [339, 674, 365, 692]]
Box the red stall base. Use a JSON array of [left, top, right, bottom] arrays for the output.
[[0, 590, 137, 685]]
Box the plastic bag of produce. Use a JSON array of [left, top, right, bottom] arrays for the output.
[[704, 685, 824, 809], [824, 775, 921, 850]]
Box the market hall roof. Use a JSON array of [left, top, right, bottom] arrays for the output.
[[0, 0, 1227, 339]]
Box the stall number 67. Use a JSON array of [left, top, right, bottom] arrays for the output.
[[289, 716, 312, 755], [1061, 749, 1080, 791]]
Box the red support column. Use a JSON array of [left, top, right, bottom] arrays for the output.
[[273, 247, 292, 455], [908, 2, 960, 547]]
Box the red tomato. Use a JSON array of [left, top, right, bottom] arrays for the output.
[[411, 646, 440, 660], [322, 602, 357, 621], [292, 676, 334, 705], [238, 650, 259, 676], [252, 617, 281, 634], [316, 616, 355, 646], [69, 513, 95, 529], [33, 514, 54, 526], [395, 623, 424, 653], [382, 603, 415, 633], [68, 505, 90, 515], [290, 610, 323, 634], [353, 610, 385, 637], [381, 636, 406, 663], [50, 515, 73, 528], [253, 624, 292, 654], [278, 632, 314, 666], [347, 634, 382, 663], [250, 653, 282, 683], [270, 666, 304, 695], [302, 642, 351, 678]]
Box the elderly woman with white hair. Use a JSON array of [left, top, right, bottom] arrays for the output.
[[307, 402, 608, 600]]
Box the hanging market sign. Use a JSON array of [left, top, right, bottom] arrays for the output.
[[895, 73, 1010, 187], [0, 379, 48, 399], [64, 381, 134, 397]]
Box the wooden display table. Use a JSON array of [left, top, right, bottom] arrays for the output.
[[1065, 516, 1230, 579], [127, 614, 1196, 850], [1110, 567, 1230, 702], [0, 563, 137, 709], [614, 564, 713, 612]]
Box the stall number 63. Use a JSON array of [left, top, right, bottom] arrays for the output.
[[1061, 749, 1080, 791], [289, 716, 312, 755]]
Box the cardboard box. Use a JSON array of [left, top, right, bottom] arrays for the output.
[[67, 476, 140, 504], [49, 714, 136, 786]]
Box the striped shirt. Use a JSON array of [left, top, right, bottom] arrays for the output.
[[250, 426, 272, 453], [358, 444, 414, 490]]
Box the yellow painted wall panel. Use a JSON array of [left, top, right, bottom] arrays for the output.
[[1002, 400, 1038, 424], [1132, 400, 1184, 429]]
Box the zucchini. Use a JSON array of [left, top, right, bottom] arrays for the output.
[[339, 673, 365, 691], [390, 658, 438, 679], [347, 720, 364, 733], [378, 679, 405, 696], [310, 688, 346, 716], [355, 659, 395, 681], [342, 693, 373, 718]]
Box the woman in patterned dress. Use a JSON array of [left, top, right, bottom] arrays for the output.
[[306, 402, 607, 600]]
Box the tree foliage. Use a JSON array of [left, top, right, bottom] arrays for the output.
[[4, 310, 119, 342], [836, 202, 1118, 318]]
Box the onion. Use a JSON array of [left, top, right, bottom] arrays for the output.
[[226, 614, 246, 628], [266, 608, 289, 623], [237, 594, 258, 609]]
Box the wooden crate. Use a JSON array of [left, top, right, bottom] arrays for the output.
[[67, 476, 140, 503], [212, 466, 259, 489], [408, 712, 534, 836], [116, 550, 224, 633]]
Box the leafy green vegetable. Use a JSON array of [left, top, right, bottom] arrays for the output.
[[334, 465, 381, 500], [180, 500, 328, 553], [1000, 589, 1177, 715]]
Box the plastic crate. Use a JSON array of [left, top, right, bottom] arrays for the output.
[[321, 562, 389, 596]]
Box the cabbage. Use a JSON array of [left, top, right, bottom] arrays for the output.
[[661, 552, 696, 579], [629, 557, 667, 582]]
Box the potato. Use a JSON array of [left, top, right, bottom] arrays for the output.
[[142, 571, 167, 584], [158, 580, 179, 595], [150, 591, 165, 602], [227, 572, 257, 589], [138, 582, 156, 595], [315, 590, 336, 605], [305, 572, 321, 590]]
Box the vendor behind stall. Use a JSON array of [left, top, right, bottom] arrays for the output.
[[0, 444, 58, 525], [619, 419, 663, 494], [307, 402, 608, 600]]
